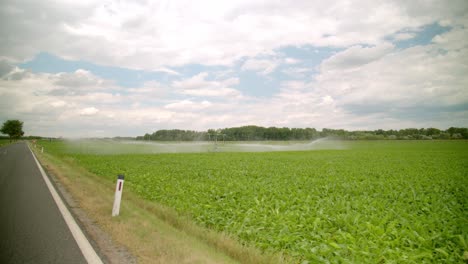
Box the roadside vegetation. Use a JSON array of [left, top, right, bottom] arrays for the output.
[[35, 139, 468, 263], [0, 138, 12, 147], [31, 142, 287, 264]]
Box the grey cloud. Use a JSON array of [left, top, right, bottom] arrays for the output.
[[342, 102, 468, 117], [0, 1, 95, 62], [320, 44, 394, 72], [122, 16, 146, 29], [388, 104, 468, 127], [2, 1, 467, 69], [0, 60, 14, 77], [398, 0, 468, 21], [54, 71, 102, 87], [312, 24, 468, 128], [0, 60, 31, 80], [8, 70, 30, 81], [47, 88, 84, 96], [47, 69, 116, 96]]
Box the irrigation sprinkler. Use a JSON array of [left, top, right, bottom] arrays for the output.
[[208, 132, 225, 151], [112, 174, 125, 217]]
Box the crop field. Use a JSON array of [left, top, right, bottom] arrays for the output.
[[40, 140, 467, 263]]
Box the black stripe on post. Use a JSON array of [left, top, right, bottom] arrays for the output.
[[117, 174, 125, 180]]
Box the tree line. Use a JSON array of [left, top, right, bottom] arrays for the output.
[[136, 126, 468, 141], [2, 119, 466, 141]]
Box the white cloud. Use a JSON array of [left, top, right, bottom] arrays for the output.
[[173, 72, 242, 98], [1, 1, 468, 136], [153, 67, 180, 76], [179, 88, 242, 97], [282, 67, 314, 79], [173, 73, 210, 90], [2, 29, 468, 138], [321, 95, 334, 105], [393, 32, 416, 41], [46, 69, 118, 97], [164, 100, 212, 111], [313, 28, 468, 121], [284, 58, 301, 64], [432, 26, 468, 51], [0, 65, 245, 136], [80, 107, 99, 116], [2, 0, 467, 69], [51, 100, 66, 108], [242, 58, 279, 75], [55, 69, 105, 87], [127, 81, 169, 100], [320, 43, 395, 72]]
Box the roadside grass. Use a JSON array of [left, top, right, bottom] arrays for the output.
[[0, 139, 13, 147], [30, 143, 290, 264]]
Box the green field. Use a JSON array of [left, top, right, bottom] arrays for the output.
[[0, 139, 13, 147], [40, 140, 468, 263]]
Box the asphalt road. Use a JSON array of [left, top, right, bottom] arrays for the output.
[[0, 142, 87, 264]]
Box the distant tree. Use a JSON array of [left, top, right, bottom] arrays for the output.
[[447, 127, 468, 139], [375, 129, 385, 135], [438, 132, 451, 139], [1, 120, 24, 141], [425, 127, 441, 136]]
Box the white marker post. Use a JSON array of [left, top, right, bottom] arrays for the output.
[[112, 174, 125, 217], [41, 147, 44, 153]]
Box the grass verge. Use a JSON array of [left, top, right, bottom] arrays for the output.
[[31, 143, 290, 264], [0, 139, 14, 147]]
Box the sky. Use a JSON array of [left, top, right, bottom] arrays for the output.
[[0, 0, 467, 137]]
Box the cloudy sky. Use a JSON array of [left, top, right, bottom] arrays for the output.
[[1, 0, 467, 137]]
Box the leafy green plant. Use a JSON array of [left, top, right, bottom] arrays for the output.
[[41, 140, 468, 263]]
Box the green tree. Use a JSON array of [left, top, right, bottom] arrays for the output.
[[1, 120, 24, 141]]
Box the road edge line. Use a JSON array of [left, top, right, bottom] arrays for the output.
[[28, 144, 104, 264]]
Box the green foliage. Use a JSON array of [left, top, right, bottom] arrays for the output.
[[137, 126, 468, 141], [139, 129, 208, 141], [42, 140, 468, 263], [0, 119, 24, 139]]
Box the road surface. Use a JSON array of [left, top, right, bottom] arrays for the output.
[[0, 142, 89, 263]]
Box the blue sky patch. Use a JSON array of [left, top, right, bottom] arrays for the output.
[[172, 64, 229, 80], [19, 49, 340, 98], [20, 52, 178, 88], [278, 45, 341, 65], [391, 22, 451, 49], [236, 71, 281, 97]]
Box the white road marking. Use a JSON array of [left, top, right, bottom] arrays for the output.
[[28, 144, 103, 264]]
